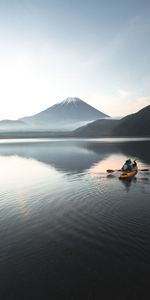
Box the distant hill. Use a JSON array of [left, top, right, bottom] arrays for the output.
[[112, 105, 150, 136], [73, 119, 119, 137], [20, 97, 109, 130], [0, 119, 28, 131], [73, 105, 150, 137]]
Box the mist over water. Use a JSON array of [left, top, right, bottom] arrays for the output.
[[0, 138, 150, 299]]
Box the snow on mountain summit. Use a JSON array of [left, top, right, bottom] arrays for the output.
[[59, 97, 81, 105]]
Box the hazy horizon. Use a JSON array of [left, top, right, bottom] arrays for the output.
[[0, 0, 150, 120], [0, 96, 149, 122]]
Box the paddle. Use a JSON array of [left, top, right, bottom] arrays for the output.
[[107, 169, 121, 173], [107, 168, 149, 173]]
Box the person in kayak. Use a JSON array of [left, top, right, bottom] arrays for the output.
[[122, 159, 133, 172]]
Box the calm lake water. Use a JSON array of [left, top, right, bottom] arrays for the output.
[[0, 138, 150, 299]]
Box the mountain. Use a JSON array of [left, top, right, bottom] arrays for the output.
[[1, 100, 149, 137], [112, 105, 150, 136], [20, 97, 109, 130], [73, 119, 119, 137]]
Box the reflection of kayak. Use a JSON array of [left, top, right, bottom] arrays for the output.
[[119, 166, 138, 180]]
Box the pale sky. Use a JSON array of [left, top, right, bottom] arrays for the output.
[[0, 0, 150, 120]]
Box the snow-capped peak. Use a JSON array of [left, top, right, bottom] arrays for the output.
[[57, 97, 81, 105]]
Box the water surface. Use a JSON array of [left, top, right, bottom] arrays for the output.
[[0, 138, 150, 299]]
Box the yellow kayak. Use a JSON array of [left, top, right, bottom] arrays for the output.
[[119, 166, 138, 180]]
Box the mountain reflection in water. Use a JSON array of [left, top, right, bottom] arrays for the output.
[[0, 138, 149, 174]]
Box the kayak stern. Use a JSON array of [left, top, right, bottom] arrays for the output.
[[119, 166, 138, 180]]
